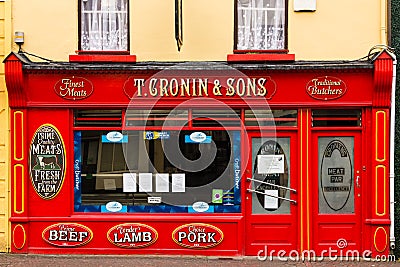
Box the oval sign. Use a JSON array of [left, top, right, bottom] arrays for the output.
[[190, 132, 207, 143], [54, 76, 93, 100], [320, 140, 353, 211], [107, 223, 158, 248], [172, 223, 224, 249], [42, 223, 93, 247], [192, 201, 209, 213], [105, 201, 123, 212], [306, 76, 347, 100], [106, 131, 124, 142], [29, 124, 66, 200]]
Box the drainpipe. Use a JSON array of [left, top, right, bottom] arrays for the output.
[[381, 0, 387, 44], [390, 54, 397, 250]]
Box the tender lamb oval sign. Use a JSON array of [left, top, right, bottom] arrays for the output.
[[42, 223, 93, 247], [107, 223, 158, 248], [54, 76, 93, 100], [172, 223, 224, 249], [306, 76, 347, 100], [320, 140, 353, 211], [29, 124, 66, 200]]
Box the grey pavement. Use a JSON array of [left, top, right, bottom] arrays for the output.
[[0, 254, 399, 267]]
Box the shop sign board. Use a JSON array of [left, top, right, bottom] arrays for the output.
[[107, 223, 158, 248], [306, 76, 347, 100], [172, 223, 224, 249], [29, 124, 66, 200], [54, 76, 93, 100], [42, 223, 93, 247]]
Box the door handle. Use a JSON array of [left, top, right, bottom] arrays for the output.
[[356, 175, 361, 188]]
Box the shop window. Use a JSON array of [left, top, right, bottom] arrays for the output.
[[80, 0, 129, 52], [312, 109, 362, 127], [74, 111, 241, 213], [245, 109, 297, 127], [236, 0, 287, 51]]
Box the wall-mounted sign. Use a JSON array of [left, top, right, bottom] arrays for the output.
[[124, 76, 277, 99], [306, 76, 347, 100], [172, 223, 223, 249], [29, 124, 65, 200], [42, 223, 93, 247], [54, 76, 93, 100], [107, 223, 158, 248]]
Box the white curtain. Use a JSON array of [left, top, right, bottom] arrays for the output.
[[81, 0, 128, 51], [237, 0, 285, 50]]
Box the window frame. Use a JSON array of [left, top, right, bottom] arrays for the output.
[[78, 0, 130, 54], [234, 0, 289, 53]]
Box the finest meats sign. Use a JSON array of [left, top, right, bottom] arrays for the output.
[[29, 124, 66, 199], [54, 76, 93, 100], [107, 223, 158, 248], [42, 223, 93, 247], [172, 223, 224, 249]]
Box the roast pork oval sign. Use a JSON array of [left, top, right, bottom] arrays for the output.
[[306, 76, 347, 100], [42, 223, 93, 247], [29, 124, 66, 200], [54, 76, 93, 100], [172, 223, 224, 249]]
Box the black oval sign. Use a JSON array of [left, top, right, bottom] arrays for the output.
[[29, 124, 66, 200], [320, 140, 353, 211], [253, 140, 289, 211]]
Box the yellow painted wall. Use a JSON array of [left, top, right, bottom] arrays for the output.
[[0, 0, 11, 252], [11, 0, 387, 62]]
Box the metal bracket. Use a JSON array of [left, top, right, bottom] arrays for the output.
[[246, 189, 297, 204], [247, 178, 297, 193]]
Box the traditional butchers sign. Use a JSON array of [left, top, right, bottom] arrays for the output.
[[29, 124, 66, 199], [107, 223, 158, 248], [172, 223, 224, 249], [42, 223, 93, 247], [54, 76, 93, 100], [306, 76, 347, 100], [124, 76, 277, 99]]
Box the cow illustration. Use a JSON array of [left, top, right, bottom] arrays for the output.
[[37, 156, 58, 169]]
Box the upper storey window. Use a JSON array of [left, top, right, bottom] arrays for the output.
[[236, 0, 286, 50], [80, 0, 129, 51]]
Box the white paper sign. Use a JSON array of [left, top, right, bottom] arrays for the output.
[[123, 173, 137, 192], [104, 179, 116, 190], [258, 155, 284, 174], [264, 189, 279, 209], [139, 173, 153, 192], [156, 173, 169, 192], [172, 173, 185, 192]]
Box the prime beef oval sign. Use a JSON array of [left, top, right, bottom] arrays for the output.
[[42, 223, 93, 247], [29, 124, 66, 200]]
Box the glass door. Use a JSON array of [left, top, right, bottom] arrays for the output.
[[245, 132, 298, 255], [312, 133, 362, 254]]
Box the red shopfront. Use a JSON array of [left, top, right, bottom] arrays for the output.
[[4, 51, 394, 257]]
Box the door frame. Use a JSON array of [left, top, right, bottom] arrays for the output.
[[311, 130, 363, 255], [244, 130, 298, 256]]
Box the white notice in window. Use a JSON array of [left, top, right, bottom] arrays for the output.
[[123, 173, 137, 192], [172, 173, 185, 192], [257, 155, 285, 174], [104, 179, 116, 191], [139, 173, 153, 192], [264, 189, 279, 209], [156, 173, 169, 192]]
